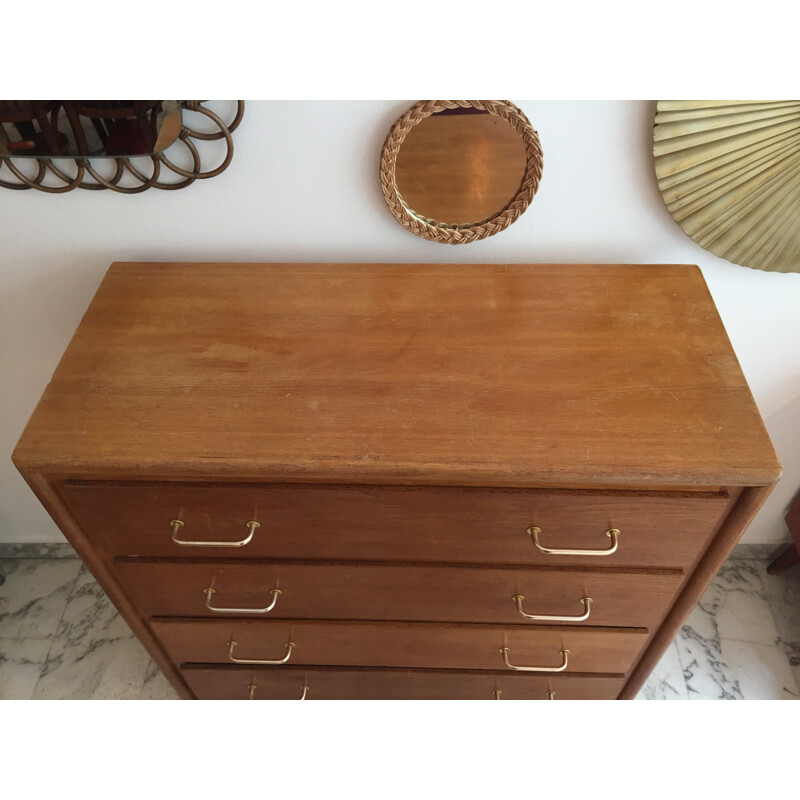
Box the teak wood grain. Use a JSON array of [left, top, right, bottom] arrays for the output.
[[153, 619, 648, 673], [12, 262, 780, 700], [62, 481, 729, 569], [115, 559, 684, 629], [13, 262, 779, 488], [181, 666, 626, 701]]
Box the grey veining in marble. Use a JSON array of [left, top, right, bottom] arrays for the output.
[[719, 639, 800, 700], [0, 639, 51, 699], [636, 641, 688, 700], [675, 559, 799, 699], [31, 565, 150, 700], [759, 558, 800, 698], [760, 559, 800, 644], [0, 558, 82, 639], [781, 641, 800, 698], [706, 560, 781, 645], [732, 543, 789, 560], [0, 543, 78, 559], [139, 659, 180, 700], [677, 616, 745, 700]]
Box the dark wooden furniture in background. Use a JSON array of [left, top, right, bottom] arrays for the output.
[[12, 263, 781, 699], [1, 100, 161, 157], [1, 101, 243, 192], [63, 101, 161, 155], [0, 101, 63, 155], [767, 492, 800, 574]]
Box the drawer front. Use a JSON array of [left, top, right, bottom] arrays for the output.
[[64, 482, 729, 568], [119, 560, 683, 629], [152, 619, 648, 674], [182, 666, 626, 700]]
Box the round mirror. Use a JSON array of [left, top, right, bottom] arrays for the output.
[[380, 100, 543, 244]]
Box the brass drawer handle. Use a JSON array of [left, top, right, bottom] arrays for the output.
[[494, 689, 556, 699], [170, 519, 259, 548], [227, 640, 295, 665], [500, 647, 570, 672], [528, 526, 619, 556], [249, 683, 308, 700], [512, 594, 592, 622], [205, 587, 281, 615]]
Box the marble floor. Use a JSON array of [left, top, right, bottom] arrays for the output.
[[1, 551, 799, 700]]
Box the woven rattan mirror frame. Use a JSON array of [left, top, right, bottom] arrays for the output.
[[379, 100, 543, 244], [0, 101, 244, 193]]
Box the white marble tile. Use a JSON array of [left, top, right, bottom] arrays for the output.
[[780, 641, 800, 697], [0, 638, 51, 699], [636, 641, 688, 700], [0, 558, 81, 639], [677, 618, 745, 699], [677, 560, 800, 700], [733, 544, 784, 560], [0, 544, 78, 559], [701, 560, 780, 646], [759, 560, 800, 645], [718, 640, 799, 700], [32, 566, 150, 700], [675, 559, 794, 699], [139, 659, 180, 700]]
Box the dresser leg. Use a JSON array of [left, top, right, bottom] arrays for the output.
[[619, 484, 774, 700]]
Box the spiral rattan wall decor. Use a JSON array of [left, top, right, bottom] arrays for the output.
[[0, 101, 244, 193], [653, 100, 800, 273], [380, 100, 543, 244]]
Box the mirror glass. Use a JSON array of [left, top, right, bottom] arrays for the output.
[[0, 101, 182, 158], [394, 107, 528, 225]]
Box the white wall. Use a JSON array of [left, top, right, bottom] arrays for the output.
[[2, 100, 799, 545]]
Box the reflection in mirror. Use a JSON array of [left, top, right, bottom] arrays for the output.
[[0, 101, 243, 193], [0, 101, 181, 158], [380, 100, 543, 244], [394, 107, 528, 225]]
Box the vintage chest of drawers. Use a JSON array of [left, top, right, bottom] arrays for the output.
[[12, 262, 780, 700]]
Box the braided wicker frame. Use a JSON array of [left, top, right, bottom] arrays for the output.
[[380, 100, 543, 244], [0, 101, 244, 193]]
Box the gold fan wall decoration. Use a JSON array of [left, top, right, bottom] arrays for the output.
[[653, 100, 800, 273]]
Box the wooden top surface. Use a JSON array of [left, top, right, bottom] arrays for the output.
[[13, 262, 780, 487]]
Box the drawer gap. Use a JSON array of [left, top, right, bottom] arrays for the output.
[[149, 613, 656, 630], [151, 616, 648, 635], [114, 555, 684, 576], [179, 663, 628, 679], [62, 478, 730, 501]]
